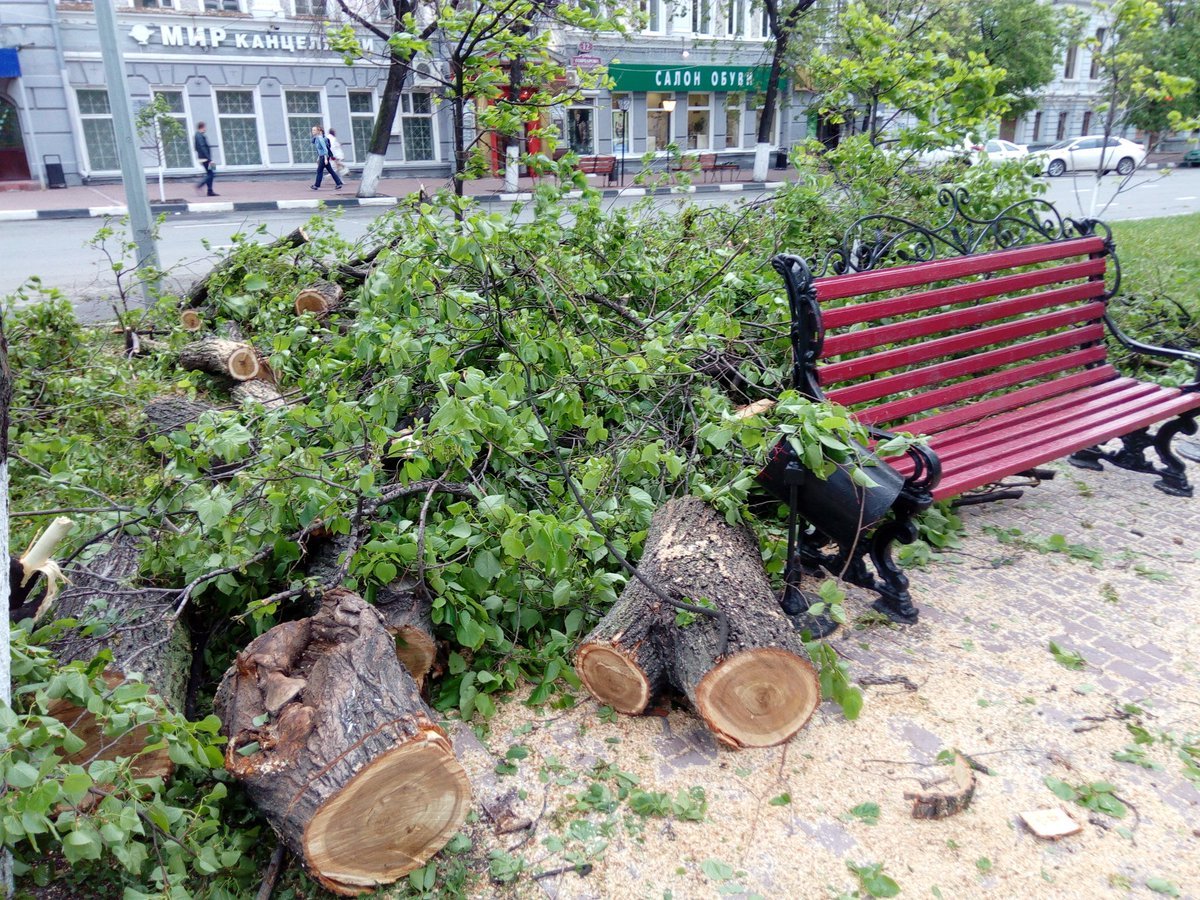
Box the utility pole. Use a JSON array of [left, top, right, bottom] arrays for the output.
[[94, 0, 160, 304]]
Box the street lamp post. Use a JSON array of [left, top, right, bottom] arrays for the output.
[[616, 96, 631, 187]]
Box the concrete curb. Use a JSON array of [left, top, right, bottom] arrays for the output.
[[0, 180, 784, 222]]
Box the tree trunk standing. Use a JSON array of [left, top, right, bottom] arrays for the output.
[[452, 67, 468, 199], [43, 536, 192, 782], [214, 590, 470, 896], [754, 0, 818, 180], [0, 311, 13, 896], [358, 54, 410, 199], [577, 498, 820, 748]]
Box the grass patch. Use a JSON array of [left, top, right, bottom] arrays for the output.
[[1108, 212, 1200, 353]]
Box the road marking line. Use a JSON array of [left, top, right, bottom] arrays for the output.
[[1175, 196, 1197, 200]]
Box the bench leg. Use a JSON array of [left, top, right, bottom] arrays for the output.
[[866, 519, 921, 624], [1068, 446, 1106, 471], [1151, 411, 1198, 497]]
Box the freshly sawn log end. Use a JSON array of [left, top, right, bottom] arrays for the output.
[[694, 647, 819, 749], [575, 641, 657, 715], [180, 309, 204, 331], [214, 589, 470, 896], [294, 281, 345, 317], [179, 338, 261, 382]]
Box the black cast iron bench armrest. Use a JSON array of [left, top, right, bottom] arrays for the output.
[[1103, 314, 1200, 387]]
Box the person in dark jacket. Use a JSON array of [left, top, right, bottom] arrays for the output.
[[310, 125, 343, 191], [193, 122, 217, 196]]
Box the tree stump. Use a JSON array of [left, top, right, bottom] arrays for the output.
[[214, 589, 470, 896], [179, 338, 261, 381], [44, 536, 192, 781], [576, 498, 820, 749], [294, 281, 345, 317]]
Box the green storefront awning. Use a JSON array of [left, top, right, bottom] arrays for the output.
[[607, 63, 776, 93]]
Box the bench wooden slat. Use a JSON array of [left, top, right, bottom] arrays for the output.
[[886, 377, 1155, 475], [827, 323, 1107, 407], [931, 391, 1200, 499], [928, 384, 1173, 468], [906, 365, 1124, 436], [820, 257, 1107, 329], [815, 236, 1108, 301], [820, 297, 1107, 382], [855, 345, 1110, 426]]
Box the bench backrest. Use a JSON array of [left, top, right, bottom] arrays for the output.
[[699, 153, 717, 169], [774, 197, 1118, 435], [579, 156, 615, 174]]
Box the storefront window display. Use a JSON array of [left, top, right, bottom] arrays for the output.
[[646, 92, 675, 152], [725, 93, 743, 149], [565, 105, 594, 155], [686, 93, 711, 150]]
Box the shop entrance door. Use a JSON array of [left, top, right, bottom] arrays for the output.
[[0, 97, 32, 181]]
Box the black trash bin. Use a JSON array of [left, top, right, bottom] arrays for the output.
[[773, 148, 789, 170], [44, 155, 67, 189]]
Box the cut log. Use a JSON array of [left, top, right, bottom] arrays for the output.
[[905, 752, 977, 819], [294, 281, 345, 317], [214, 589, 470, 896], [143, 397, 216, 437], [44, 536, 191, 782], [180, 309, 204, 331], [231, 379, 286, 410], [179, 338, 261, 381], [186, 226, 308, 307], [374, 576, 437, 690], [577, 498, 820, 748]]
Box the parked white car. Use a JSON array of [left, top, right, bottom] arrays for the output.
[[1033, 136, 1146, 176], [914, 137, 1028, 166], [978, 139, 1029, 162]]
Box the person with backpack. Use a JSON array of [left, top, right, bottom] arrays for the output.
[[310, 125, 343, 191]]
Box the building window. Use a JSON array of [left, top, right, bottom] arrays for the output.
[[646, 92, 675, 152], [725, 0, 746, 36], [203, 0, 240, 9], [399, 93, 435, 161], [565, 104, 595, 155], [77, 89, 118, 171], [285, 90, 324, 163], [686, 93, 711, 150], [137, 0, 174, 7], [1064, 44, 1078, 80], [216, 90, 262, 165], [750, 94, 781, 146], [1089, 29, 1106, 79], [1081, 111, 1093, 135], [760, 5, 770, 37], [294, 0, 327, 14], [641, 0, 663, 32], [1033, 111, 1043, 141], [153, 90, 192, 169], [725, 93, 743, 149], [349, 91, 375, 162], [692, 0, 713, 34], [611, 93, 631, 154], [1056, 111, 1069, 141]]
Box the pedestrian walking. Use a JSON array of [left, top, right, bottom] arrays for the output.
[[194, 122, 218, 196], [327, 128, 347, 177], [311, 126, 343, 191]]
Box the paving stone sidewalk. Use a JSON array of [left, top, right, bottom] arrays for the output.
[[458, 452, 1200, 900]]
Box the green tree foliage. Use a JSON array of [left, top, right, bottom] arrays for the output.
[[963, 0, 1073, 117], [1123, 0, 1200, 140]]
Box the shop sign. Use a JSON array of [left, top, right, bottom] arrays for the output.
[[126, 22, 376, 55], [607, 63, 774, 92], [571, 55, 603, 70]]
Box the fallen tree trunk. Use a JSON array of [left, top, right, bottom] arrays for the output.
[[143, 397, 216, 437], [180, 309, 204, 331], [231, 379, 285, 410], [577, 497, 820, 749], [44, 535, 191, 781], [186, 226, 308, 307], [215, 589, 469, 896], [179, 338, 261, 382], [294, 281, 345, 317]]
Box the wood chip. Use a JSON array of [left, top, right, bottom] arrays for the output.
[[1019, 807, 1082, 840], [905, 752, 977, 819], [732, 398, 776, 419]]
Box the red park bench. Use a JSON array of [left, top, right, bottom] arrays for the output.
[[577, 156, 616, 180], [759, 189, 1200, 627]]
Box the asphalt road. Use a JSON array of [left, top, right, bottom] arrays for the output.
[[4, 167, 1199, 319]]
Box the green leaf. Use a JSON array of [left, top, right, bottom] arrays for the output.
[[243, 273, 269, 292], [768, 793, 792, 806], [1044, 776, 1076, 801], [1146, 878, 1180, 896], [474, 550, 502, 581]]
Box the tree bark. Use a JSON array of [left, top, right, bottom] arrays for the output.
[[577, 498, 820, 748], [231, 379, 285, 410], [43, 536, 192, 782], [179, 338, 261, 381], [142, 397, 216, 438], [214, 589, 470, 896], [186, 227, 308, 307], [294, 281, 345, 318], [374, 576, 437, 690]]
